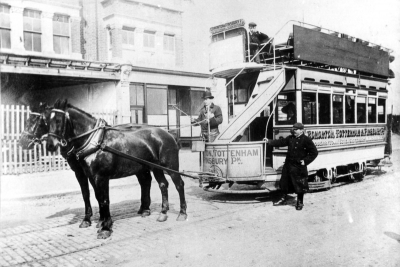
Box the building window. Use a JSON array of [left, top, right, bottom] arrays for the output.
[[143, 31, 155, 48], [168, 89, 177, 105], [129, 84, 144, 106], [53, 14, 69, 54], [0, 4, 11, 49], [332, 94, 344, 124], [122, 27, 135, 46], [147, 88, 167, 115], [163, 34, 174, 52], [190, 90, 205, 116], [23, 9, 41, 52]]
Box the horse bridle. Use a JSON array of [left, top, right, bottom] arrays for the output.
[[22, 112, 45, 146], [48, 108, 69, 147]]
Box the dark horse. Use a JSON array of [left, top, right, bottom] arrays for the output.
[[19, 103, 150, 230], [46, 99, 187, 239], [19, 103, 105, 228]]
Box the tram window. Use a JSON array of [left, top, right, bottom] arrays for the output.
[[227, 88, 247, 104], [378, 98, 386, 123], [332, 94, 343, 124], [225, 28, 245, 39], [212, 33, 224, 42], [368, 98, 377, 123], [302, 92, 316, 124], [345, 95, 355, 123], [276, 92, 296, 125], [318, 93, 331, 124], [356, 97, 367, 123]]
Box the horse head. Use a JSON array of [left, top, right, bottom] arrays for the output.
[[46, 99, 70, 152], [46, 99, 96, 152], [19, 102, 51, 149]]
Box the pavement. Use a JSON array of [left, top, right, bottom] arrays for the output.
[[0, 148, 201, 200]]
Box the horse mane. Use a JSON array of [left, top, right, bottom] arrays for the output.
[[53, 99, 96, 120]]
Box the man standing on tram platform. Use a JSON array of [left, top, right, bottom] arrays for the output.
[[266, 122, 318, 210], [191, 91, 223, 143], [248, 22, 269, 63]]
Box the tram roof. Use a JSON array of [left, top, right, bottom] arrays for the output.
[[211, 62, 265, 79]]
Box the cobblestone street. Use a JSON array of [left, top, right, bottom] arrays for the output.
[[1, 148, 400, 267]]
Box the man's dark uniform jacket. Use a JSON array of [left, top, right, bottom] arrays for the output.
[[268, 134, 318, 194], [249, 31, 269, 45], [192, 103, 223, 136]]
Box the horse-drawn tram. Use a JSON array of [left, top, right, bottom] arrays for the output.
[[198, 19, 394, 193]]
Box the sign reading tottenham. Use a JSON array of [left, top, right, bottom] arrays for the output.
[[203, 143, 263, 180]]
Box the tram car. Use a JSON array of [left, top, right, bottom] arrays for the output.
[[198, 19, 395, 193]]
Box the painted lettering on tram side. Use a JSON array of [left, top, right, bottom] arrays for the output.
[[204, 148, 259, 165], [306, 127, 386, 147]]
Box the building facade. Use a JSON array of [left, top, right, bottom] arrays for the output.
[[0, 0, 227, 146]]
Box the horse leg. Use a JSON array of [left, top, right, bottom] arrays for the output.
[[95, 177, 113, 239], [168, 172, 188, 221], [136, 170, 152, 217], [152, 169, 169, 222], [75, 170, 93, 228], [88, 178, 104, 228]]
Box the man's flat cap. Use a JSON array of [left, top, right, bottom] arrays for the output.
[[293, 122, 304, 129], [249, 22, 257, 27], [202, 91, 214, 99]]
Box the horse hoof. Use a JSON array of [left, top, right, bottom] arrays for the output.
[[176, 213, 188, 221], [96, 220, 104, 229], [79, 220, 91, 228], [157, 213, 168, 222], [97, 230, 112, 239], [141, 210, 151, 217]]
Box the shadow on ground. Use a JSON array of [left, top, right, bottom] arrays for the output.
[[46, 199, 178, 225], [185, 183, 281, 204]]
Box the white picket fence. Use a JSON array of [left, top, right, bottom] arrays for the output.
[[1, 104, 116, 175]]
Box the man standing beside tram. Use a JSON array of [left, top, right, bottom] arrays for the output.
[[191, 91, 223, 143], [266, 122, 318, 210]]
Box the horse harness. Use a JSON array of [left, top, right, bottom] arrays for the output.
[[48, 108, 200, 180]]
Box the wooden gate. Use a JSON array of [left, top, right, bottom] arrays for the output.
[[1, 104, 116, 175]]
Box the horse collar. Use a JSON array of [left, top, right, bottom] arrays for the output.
[[74, 119, 107, 160]]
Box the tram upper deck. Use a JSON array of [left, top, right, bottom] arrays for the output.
[[209, 19, 394, 79]]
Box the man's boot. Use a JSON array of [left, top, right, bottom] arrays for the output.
[[296, 193, 304, 210], [273, 194, 287, 206]]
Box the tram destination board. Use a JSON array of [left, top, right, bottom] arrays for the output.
[[293, 25, 390, 77]]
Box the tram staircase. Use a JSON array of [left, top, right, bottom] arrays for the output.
[[215, 68, 286, 143]]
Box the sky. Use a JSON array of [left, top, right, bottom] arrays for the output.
[[182, 0, 400, 113]]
